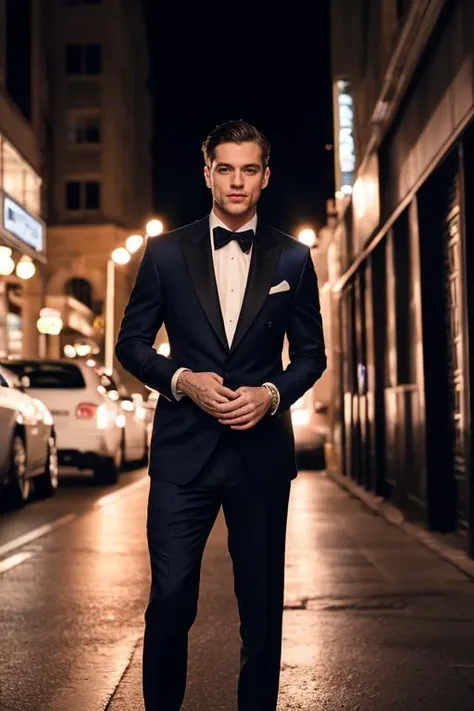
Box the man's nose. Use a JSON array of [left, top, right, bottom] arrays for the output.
[[230, 171, 244, 187]]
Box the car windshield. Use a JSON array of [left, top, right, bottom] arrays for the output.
[[2, 362, 86, 389]]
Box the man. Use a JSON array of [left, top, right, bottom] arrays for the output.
[[115, 120, 326, 711]]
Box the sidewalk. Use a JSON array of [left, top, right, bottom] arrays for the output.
[[107, 471, 474, 711]]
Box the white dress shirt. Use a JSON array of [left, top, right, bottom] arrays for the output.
[[171, 211, 280, 412], [210, 210, 256, 346]]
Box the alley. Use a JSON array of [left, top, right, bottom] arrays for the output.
[[1, 469, 474, 710]]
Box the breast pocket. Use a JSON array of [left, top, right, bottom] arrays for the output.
[[264, 290, 292, 332]]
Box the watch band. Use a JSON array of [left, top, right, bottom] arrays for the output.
[[262, 382, 279, 415]]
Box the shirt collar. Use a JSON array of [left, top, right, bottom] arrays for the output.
[[209, 210, 257, 235]]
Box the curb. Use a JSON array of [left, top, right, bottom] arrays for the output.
[[324, 466, 474, 581]]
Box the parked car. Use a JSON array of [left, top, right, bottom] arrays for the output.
[[142, 389, 159, 452], [93, 367, 148, 468], [0, 364, 58, 507], [1, 359, 123, 485], [291, 391, 328, 470]]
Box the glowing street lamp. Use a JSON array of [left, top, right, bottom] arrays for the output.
[[146, 218, 164, 237], [125, 233, 144, 254], [16, 255, 36, 280], [111, 247, 131, 265], [297, 228, 317, 248]]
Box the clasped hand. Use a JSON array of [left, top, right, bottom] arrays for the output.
[[177, 372, 272, 430]]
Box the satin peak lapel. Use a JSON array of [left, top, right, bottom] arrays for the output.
[[231, 226, 282, 353], [179, 220, 229, 351]]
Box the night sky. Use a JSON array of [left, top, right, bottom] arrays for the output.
[[141, 2, 334, 237]]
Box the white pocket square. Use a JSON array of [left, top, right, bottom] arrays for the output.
[[269, 280, 290, 295]]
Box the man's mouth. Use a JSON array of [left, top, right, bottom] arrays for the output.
[[228, 194, 246, 202]]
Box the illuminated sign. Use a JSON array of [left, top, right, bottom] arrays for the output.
[[3, 195, 44, 253], [337, 80, 356, 187]]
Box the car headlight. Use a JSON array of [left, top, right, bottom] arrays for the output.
[[115, 413, 126, 429], [291, 409, 311, 426], [96, 404, 109, 429], [291, 396, 306, 411], [136, 406, 146, 421]]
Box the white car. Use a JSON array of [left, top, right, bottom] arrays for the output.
[[0, 364, 58, 507], [2, 359, 124, 485], [94, 368, 148, 467], [142, 390, 159, 451]]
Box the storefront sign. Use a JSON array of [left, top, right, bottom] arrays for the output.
[[2, 195, 44, 253], [337, 80, 356, 188]]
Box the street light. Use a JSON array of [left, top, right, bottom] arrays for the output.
[[16, 255, 36, 280], [104, 243, 136, 372], [146, 218, 164, 237], [111, 247, 131, 266], [105, 223, 161, 373], [125, 233, 144, 254], [297, 228, 317, 248]]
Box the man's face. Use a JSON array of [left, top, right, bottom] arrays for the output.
[[204, 141, 270, 223]]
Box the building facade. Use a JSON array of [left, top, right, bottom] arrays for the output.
[[45, 0, 152, 388], [328, 0, 474, 556], [0, 0, 49, 360]]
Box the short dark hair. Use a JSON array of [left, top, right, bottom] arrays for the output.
[[201, 120, 271, 168]]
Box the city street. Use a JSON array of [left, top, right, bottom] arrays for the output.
[[1, 468, 474, 710]]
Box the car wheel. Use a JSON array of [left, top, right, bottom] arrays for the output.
[[7, 435, 30, 507], [35, 435, 58, 499], [93, 456, 119, 486]]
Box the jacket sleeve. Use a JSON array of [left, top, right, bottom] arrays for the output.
[[115, 241, 179, 401], [269, 250, 327, 415]]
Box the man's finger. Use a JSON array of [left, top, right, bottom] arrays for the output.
[[221, 414, 254, 426], [215, 386, 240, 402], [230, 420, 256, 430], [210, 373, 224, 384], [214, 396, 246, 414], [210, 392, 230, 405], [218, 404, 254, 422]]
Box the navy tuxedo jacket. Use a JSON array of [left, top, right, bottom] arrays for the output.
[[115, 216, 326, 485]]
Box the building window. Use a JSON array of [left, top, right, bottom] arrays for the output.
[[85, 181, 100, 209], [1, 136, 41, 215], [65, 181, 101, 210], [66, 44, 102, 75], [6, 0, 32, 121], [68, 114, 101, 144]]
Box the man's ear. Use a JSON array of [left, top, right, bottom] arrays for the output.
[[204, 165, 212, 189], [262, 166, 271, 189]]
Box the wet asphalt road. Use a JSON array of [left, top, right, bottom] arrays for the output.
[[1, 468, 474, 711]]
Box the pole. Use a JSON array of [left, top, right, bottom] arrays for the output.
[[105, 258, 115, 373]]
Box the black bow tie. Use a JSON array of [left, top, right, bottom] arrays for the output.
[[213, 226, 254, 254]]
